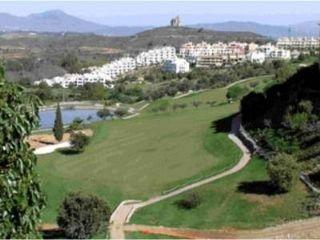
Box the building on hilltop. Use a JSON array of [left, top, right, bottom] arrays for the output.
[[170, 16, 181, 27]]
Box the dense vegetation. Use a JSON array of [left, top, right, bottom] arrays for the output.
[[0, 66, 44, 238], [241, 63, 320, 167]]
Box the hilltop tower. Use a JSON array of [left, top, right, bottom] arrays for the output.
[[170, 16, 181, 27]]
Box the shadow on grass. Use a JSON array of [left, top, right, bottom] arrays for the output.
[[237, 181, 280, 196], [41, 229, 66, 239], [58, 148, 80, 155], [211, 113, 238, 133]]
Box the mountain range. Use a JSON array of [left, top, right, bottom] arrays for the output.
[[0, 10, 317, 38]]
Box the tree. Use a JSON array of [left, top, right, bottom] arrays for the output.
[[57, 192, 111, 239], [0, 66, 45, 238], [267, 153, 298, 193], [53, 103, 64, 141], [70, 132, 90, 153]]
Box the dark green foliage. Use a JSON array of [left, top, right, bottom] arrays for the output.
[[60, 52, 81, 74], [267, 153, 298, 193], [57, 192, 111, 239], [176, 193, 201, 210], [79, 83, 106, 101], [53, 103, 64, 142], [241, 64, 320, 165], [70, 132, 90, 153], [0, 66, 45, 238], [67, 118, 84, 132], [97, 108, 111, 119]]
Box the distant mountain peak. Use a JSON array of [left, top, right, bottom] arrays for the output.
[[28, 9, 67, 18]]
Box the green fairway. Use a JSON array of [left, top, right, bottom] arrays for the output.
[[37, 86, 242, 223], [131, 156, 308, 229]]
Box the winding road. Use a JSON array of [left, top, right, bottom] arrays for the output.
[[109, 115, 252, 239]]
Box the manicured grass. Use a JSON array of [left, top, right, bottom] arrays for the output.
[[37, 86, 241, 223], [131, 156, 308, 229]]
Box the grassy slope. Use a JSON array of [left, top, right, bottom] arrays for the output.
[[131, 157, 308, 229], [37, 87, 241, 223]]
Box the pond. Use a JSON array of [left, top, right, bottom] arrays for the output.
[[39, 109, 102, 129]]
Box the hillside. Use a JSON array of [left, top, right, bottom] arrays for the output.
[[129, 26, 266, 49], [241, 63, 320, 164], [1, 27, 266, 82]]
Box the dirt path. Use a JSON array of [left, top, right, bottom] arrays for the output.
[[124, 216, 320, 239], [109, 115, 251, 239], [224, 74, 272, 89]]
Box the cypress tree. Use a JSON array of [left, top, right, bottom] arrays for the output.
[[53, 103, 64, 141]]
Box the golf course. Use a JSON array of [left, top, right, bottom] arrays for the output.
[[37, 85, 242, 223]]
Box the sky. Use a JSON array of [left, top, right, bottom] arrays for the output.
[[0, 1, 319, 26]]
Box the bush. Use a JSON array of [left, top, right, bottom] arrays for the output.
[[267, 153, 298, 193], [70, 132, 90, 153], [176, 193, 201, 210], [67, 118, 84, 132], [114, 108, 128, 117], [57, 192, 111, 239], [150, 99, 170, 112], [192, 101, 202, 108], [97, 108, 111, 119]]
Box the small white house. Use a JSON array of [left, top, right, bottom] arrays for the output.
[[163, 57, 190, 73]]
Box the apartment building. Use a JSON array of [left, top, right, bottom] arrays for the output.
[[36, 47, 177, 88], [136, 47, 176, 67], [180, 41, 246, 67], [277, 37, 319, 49], [163, 57, 190, 73]]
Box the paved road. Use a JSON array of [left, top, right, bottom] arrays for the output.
[[109, 115, 251, 239]]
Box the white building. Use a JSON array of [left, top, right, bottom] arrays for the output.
[[163, 57, 190, 73], [35, 46, 177, 88], [247, 52, 266, 64], [277, 37, 319, 49], [136, 46, 176, 67]]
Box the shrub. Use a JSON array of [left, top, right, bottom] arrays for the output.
[[114, 108, 128, 117], [176, 193, 201, 210], [97, 108, 111, 119], [53, 103, 64, 141], [192, 101, 202, 108], [267, 153, 298, 193], [70, 132, 90, 153], [57, 192, 111, 239], [150, 99, 170, 112], [67, 117, 84, 132]]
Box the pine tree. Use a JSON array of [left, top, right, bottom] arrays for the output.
[[53, 103, 64, 141]]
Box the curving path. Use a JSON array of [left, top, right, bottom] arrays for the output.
[[109, 115, 251, 239]]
